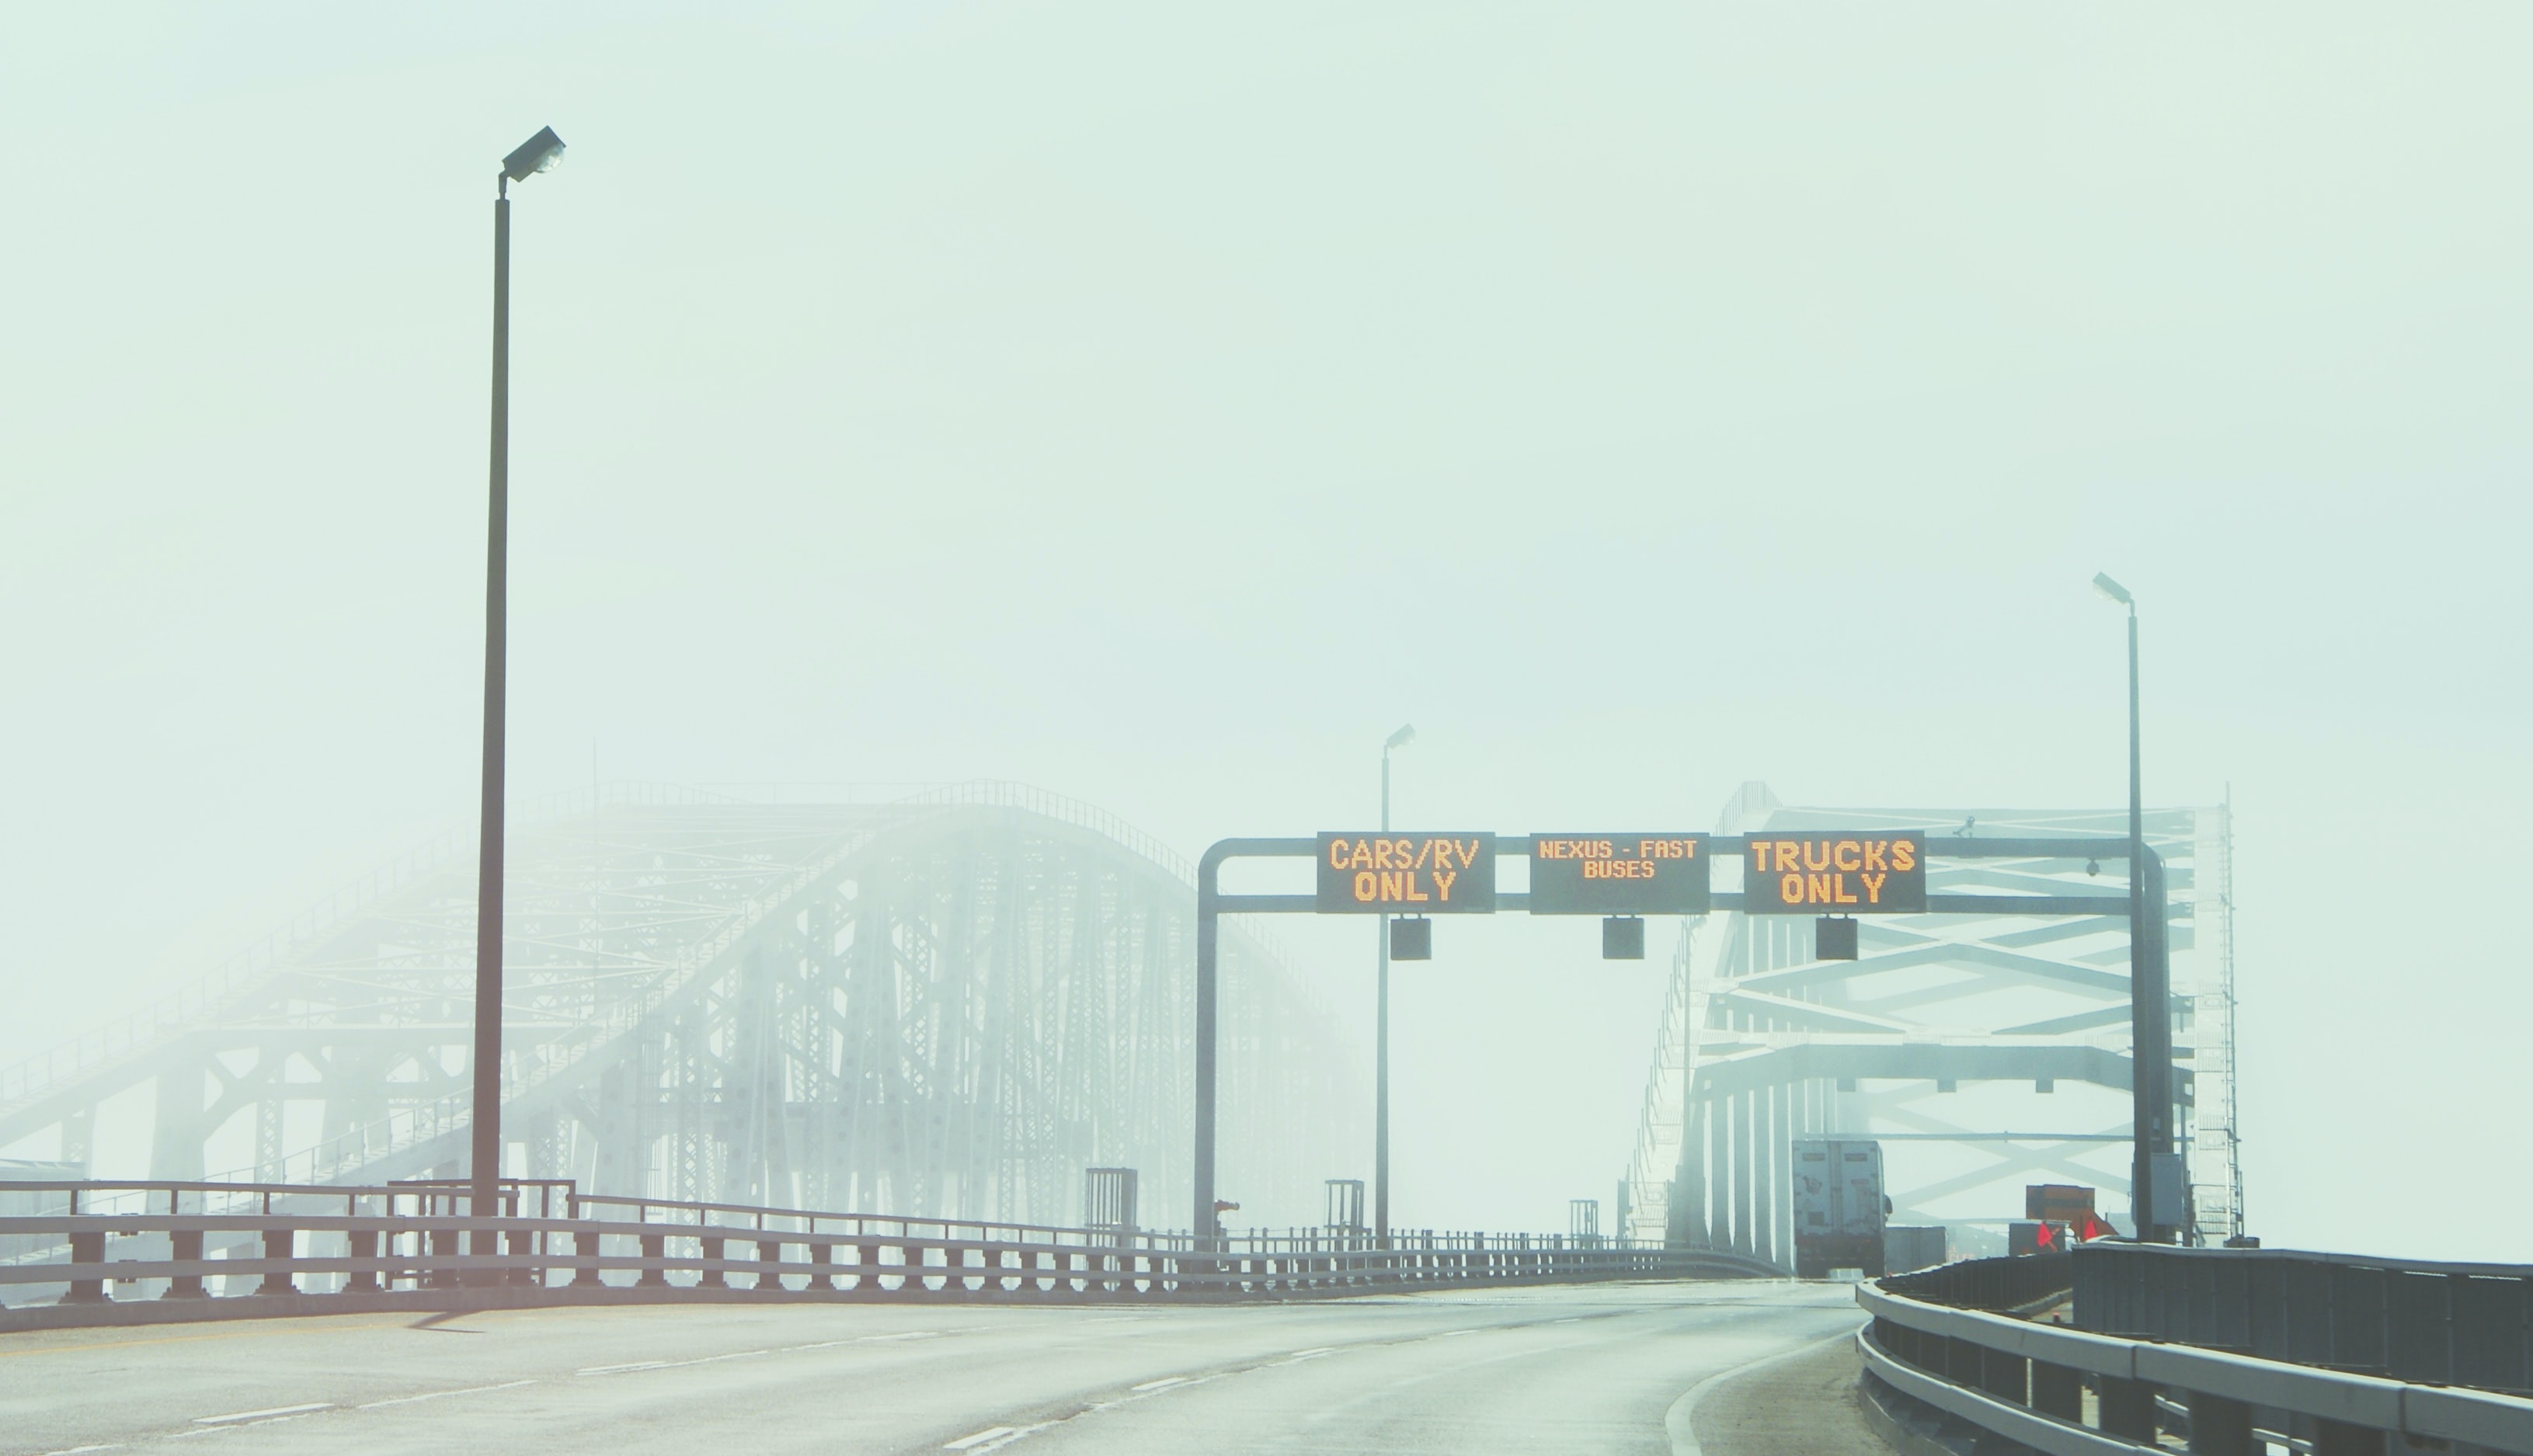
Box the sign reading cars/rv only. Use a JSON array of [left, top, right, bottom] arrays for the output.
[[1528, 835, 1710, 915], [1315, 834, 1498, 913], [1742, 833, 1927, 912]]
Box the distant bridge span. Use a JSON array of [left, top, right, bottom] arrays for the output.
[[0, 784, 1362, 1230]]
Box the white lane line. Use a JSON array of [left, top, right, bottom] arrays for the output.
[[1288, 1345, 1338, 1357], [1437, 1328, 1479, 1338], [191, 1404, 332, 1426], [1662, 1324, 1864, 1456], [1129, 1376, 1188, 1392], [357, 1379, 536, 1409], [943, 1428, 1016, 1451], [1549, 1316, 1583, 1324], [576, 1360, 670, 1375], [39, 1445, 124, 1454]]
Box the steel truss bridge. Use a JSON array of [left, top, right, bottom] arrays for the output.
[[0, 784, 1363, 1231], [1620, 784, 2242, 1263]]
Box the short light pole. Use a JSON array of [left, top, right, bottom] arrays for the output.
[[472, 126, 565, 1243], [2093, 572, 2163, 1242], [1375, 722, 1414, 1243]]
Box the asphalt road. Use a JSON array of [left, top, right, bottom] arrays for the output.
[[0, 1281, 1866, 1456]]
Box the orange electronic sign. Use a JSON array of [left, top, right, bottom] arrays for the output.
[[1315, 834, 1498, 913], [1529, 835, 1710, 915], [1742, 833, 1926, 912]]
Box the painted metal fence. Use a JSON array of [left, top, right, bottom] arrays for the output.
[[0, 1179, 1782, 1333]]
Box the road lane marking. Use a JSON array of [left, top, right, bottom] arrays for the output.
[[37, 1446, 124, 1454], [356, 1379, 536, 1409], [1437, 1328, 1479, 1337], [1289, 1346, 1338, 1357], [943, 1428, 1016, 1450], [1129, 1376, 1188, 1391], [1663, 1324, 1865, 1456], [191, 1404, 332, 1426], [576, 1360, 670, 1374]]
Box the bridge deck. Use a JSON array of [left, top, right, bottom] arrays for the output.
[[0, 1281, 1862, 1454]]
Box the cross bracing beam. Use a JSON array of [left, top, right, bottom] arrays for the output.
[[0, 784, 1364, 1231], [1620, 787, 2242, 1259]]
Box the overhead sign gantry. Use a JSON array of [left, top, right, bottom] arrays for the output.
[[1191, 830, 2169, 1247]]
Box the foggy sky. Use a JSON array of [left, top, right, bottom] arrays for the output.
[[2, 2, 2526, 1255]]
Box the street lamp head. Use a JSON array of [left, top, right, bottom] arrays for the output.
[[2092, 572, 2133, 609], [502, 127, 567, 183], [1385, 724, 1417, 752]]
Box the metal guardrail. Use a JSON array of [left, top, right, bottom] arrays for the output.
[[0, 1180, 1782, 1329], [2075, 1241, 2533, 1392], [1857, 1249, 2533, 1456]]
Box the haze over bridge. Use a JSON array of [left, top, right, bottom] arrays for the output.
[[0, 780, 2251, 1455]]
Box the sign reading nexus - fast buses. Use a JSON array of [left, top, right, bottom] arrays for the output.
[[1315, 834, 1498, 912], [1742, 833, 1926, 912], [1529, 835, 1710, 915]]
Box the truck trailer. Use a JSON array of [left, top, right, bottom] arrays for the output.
[[1791, 1138, 1888, 1278]]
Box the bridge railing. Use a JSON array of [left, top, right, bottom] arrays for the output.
[[1856, 1245, 2533, 1456], [0, 1180, 1784, 1330]]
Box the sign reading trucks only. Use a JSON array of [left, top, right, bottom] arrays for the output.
[[1315, 834, 1498, 912], [1741, 833, 1927, 913]]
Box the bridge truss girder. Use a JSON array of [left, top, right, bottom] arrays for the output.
[[0, 787, 1363, 1232], [1620, 787, 2241, 1265]]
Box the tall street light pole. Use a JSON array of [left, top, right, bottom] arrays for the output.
[[472, 126, 565, 1239], [2093, 572, 2161, 1242], [1376, 722, 1414, 1244]]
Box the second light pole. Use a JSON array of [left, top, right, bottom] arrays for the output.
[[1375, 722, 1414, 1243], [2093, 571, 2170, 1242]]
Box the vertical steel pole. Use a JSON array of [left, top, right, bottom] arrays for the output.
[[471, 183, 511, 1244], [2124, 603, 2152, 1241], [1193, 847, 1223, 1249], [1376, 748, 1390, 1245]]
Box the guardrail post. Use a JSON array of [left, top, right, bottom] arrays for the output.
[[64, 1231, 109, 1305], [505, 1225, 536, 1287], [2098, 1377, 2157, 1440], [1979, 1347, 2028, 1404], [344, 1228, 382, 1294], [256, 1226, 297, 1296], [2183, 1391, 2253, 1455], [2310, 1420, 2384, 1456], [637, 1232, 668, 1287], [164, 1229, 207, 1299], [703, 1235, 731, 1289], [2030, 1360, 2081, 1420], [815, 1240, 840, 1292], [857, 1240, 881, 1292], [427, 1224, 462, 1287], [572, 1228, 606, 1287]]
